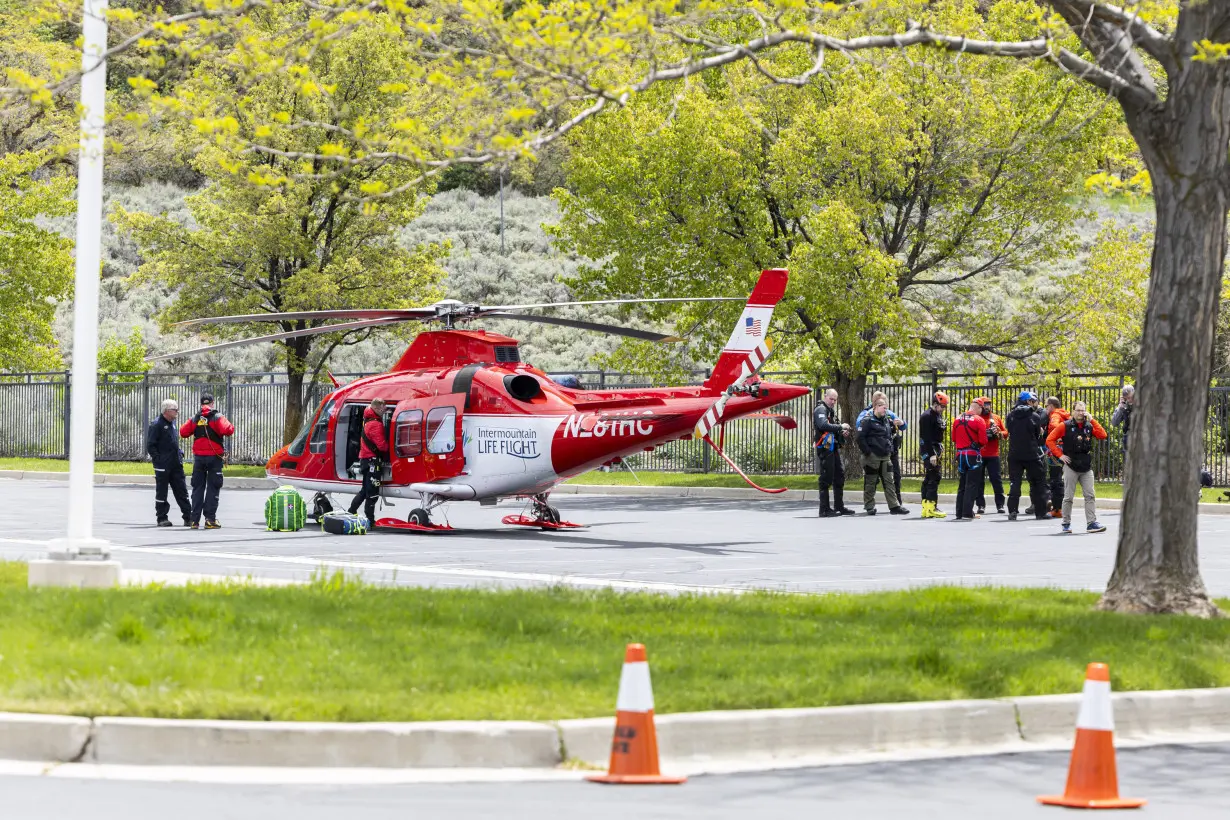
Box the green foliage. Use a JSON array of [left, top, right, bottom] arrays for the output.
[[98, 327, 151, 379], [553, 1, 1120, 386], [112, 19, 448, 437], [0, 150, 74, 371]]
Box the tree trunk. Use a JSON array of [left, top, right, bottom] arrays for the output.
[[282, 337, 312, 446], [283, 368, 306, 446], [1099, 85, 1230, 616]]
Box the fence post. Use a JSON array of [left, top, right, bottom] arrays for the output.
[[226, 370, 234, 413], [599, 369, 606, 389], [62, 369, 71, 458]]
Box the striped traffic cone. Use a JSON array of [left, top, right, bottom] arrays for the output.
[[587, 643, 686, 784], [1038, 663, 1145, 809]]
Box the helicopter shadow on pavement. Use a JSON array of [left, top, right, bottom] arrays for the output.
[[368, 526, 770, 557]]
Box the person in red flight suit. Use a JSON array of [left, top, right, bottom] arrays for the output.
[[975, 397, 1007, 515], [951, 400, 989, 521], [348, 399, 389, 524], [179, 393, 235, 529]]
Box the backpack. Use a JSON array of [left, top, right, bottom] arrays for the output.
[[265, 486, 307, 532], [321, 511, 369, 535]]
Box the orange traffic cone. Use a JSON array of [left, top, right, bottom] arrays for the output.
[[586, 643, 686, 784], [1038, 663, 1145, 809]]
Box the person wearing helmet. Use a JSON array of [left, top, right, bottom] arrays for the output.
[[1005, 391, 1049, 521], [918, 391, 949, 519], [974, 397, 1007, 515], [1042, 397, 1070, 517]]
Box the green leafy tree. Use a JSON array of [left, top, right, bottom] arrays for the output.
[[0, 150, 73, 371], [97, 326, 151, 380], [552, 17, 1115, 423], [115, 18, 447, 442]]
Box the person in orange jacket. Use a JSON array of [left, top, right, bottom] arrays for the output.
[[1039, 397, 1070, 517], [974, 397, 1007, 515], [179, 393, 235, 529], [1046, 400, 1107, 534]]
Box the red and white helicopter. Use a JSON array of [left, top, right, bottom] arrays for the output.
[[150, 268, 808, 531]]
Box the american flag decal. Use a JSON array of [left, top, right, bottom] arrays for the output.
[[745, 317, 762, 336]]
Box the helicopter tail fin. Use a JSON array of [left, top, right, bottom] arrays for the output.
[[702, 268, 788, 392]]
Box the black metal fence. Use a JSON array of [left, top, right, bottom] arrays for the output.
[[2, 369, 1225, 484]]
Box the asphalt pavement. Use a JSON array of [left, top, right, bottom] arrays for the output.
[[3, 479, 1230, 593], [3, 743, 1228, 818]]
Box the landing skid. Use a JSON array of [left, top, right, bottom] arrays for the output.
[[503, 492, 586, 530]]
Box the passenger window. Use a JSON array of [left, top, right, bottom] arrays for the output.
[[308, 399, 335, 454], [395, 409, 424, 457], [425, 407, 456, 454]]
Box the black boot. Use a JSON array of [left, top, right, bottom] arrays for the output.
[[818, 489, 833, 518], [833, 485, 856, 515]]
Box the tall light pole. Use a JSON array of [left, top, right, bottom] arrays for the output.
[[34, 0, 120, 586]]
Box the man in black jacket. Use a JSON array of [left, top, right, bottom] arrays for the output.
[[857, 399, 908, 515], [918, 392, 949, 519], [1004, 392, 1049, 521], [813, 388, 855, 517], [147, 399, 191, 527]]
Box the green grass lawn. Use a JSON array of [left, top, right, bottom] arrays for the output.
[[3, 561, 1230, 723], [0, 457, 268, 479]]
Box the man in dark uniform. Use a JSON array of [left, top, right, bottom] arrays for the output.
[[147, 398, 191, 527], [1005, 392, 1050, 521], [813, 388, 855, 517], [180, 393, 235, 529], [918, 391, 949, 519]]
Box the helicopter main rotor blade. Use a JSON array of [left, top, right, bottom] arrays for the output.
[[482, 296, 745, 312], [480, 313, 683, 343], [173, 308, 436, 329], [145, 317, 409, 362]]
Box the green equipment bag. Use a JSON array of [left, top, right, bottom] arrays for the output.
[[265, 486, 307, 532]]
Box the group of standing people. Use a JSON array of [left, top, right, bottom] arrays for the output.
[[815, 386, 1125, 533]]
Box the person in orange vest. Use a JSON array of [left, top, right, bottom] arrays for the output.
[[179, 393, 235, 529], [1046, 400, 1108, 534], [1041, 397, 1071, 517], [974, 397, 1007, 515], [951, 400, 988, 520]]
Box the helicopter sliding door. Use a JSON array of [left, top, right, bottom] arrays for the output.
[[390, 394, 465, 485]]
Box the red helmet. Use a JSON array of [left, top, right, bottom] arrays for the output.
[[933, 391, 950, 407]]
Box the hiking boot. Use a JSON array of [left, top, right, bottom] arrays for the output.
[[204, 520, 221, 530], [1008, 512, 1018, 521], [865, 509, 877, 516], [996, 507, 1005, 515], [1049, 509, 1063, 518], [976, 506, 986, 516], [1025, 505, 1035, 515], [189, 521, 200, 530], [156, 518, 173, 528], [1061, 523, 1072, 534], [819, 509, 835, 518], [1087, 521, 1107, 533], [183, 517, 192, 527], [890, 506, 909, 515], [836, 508, 857, 516]]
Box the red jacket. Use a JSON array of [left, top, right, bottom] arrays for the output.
[[980, 412, 1006, 458], [951, 413, 988, 453], [358, 407, 388, 459], [179, 407, 235, 457]]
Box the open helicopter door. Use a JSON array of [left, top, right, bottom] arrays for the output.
[[390, 393, 466, 485]]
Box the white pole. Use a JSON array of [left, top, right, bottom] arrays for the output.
[[50, 0, 111, 561]]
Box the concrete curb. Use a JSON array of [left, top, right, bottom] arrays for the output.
[[0, 470, 277, 490], [4, 687, 1230, 769]]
